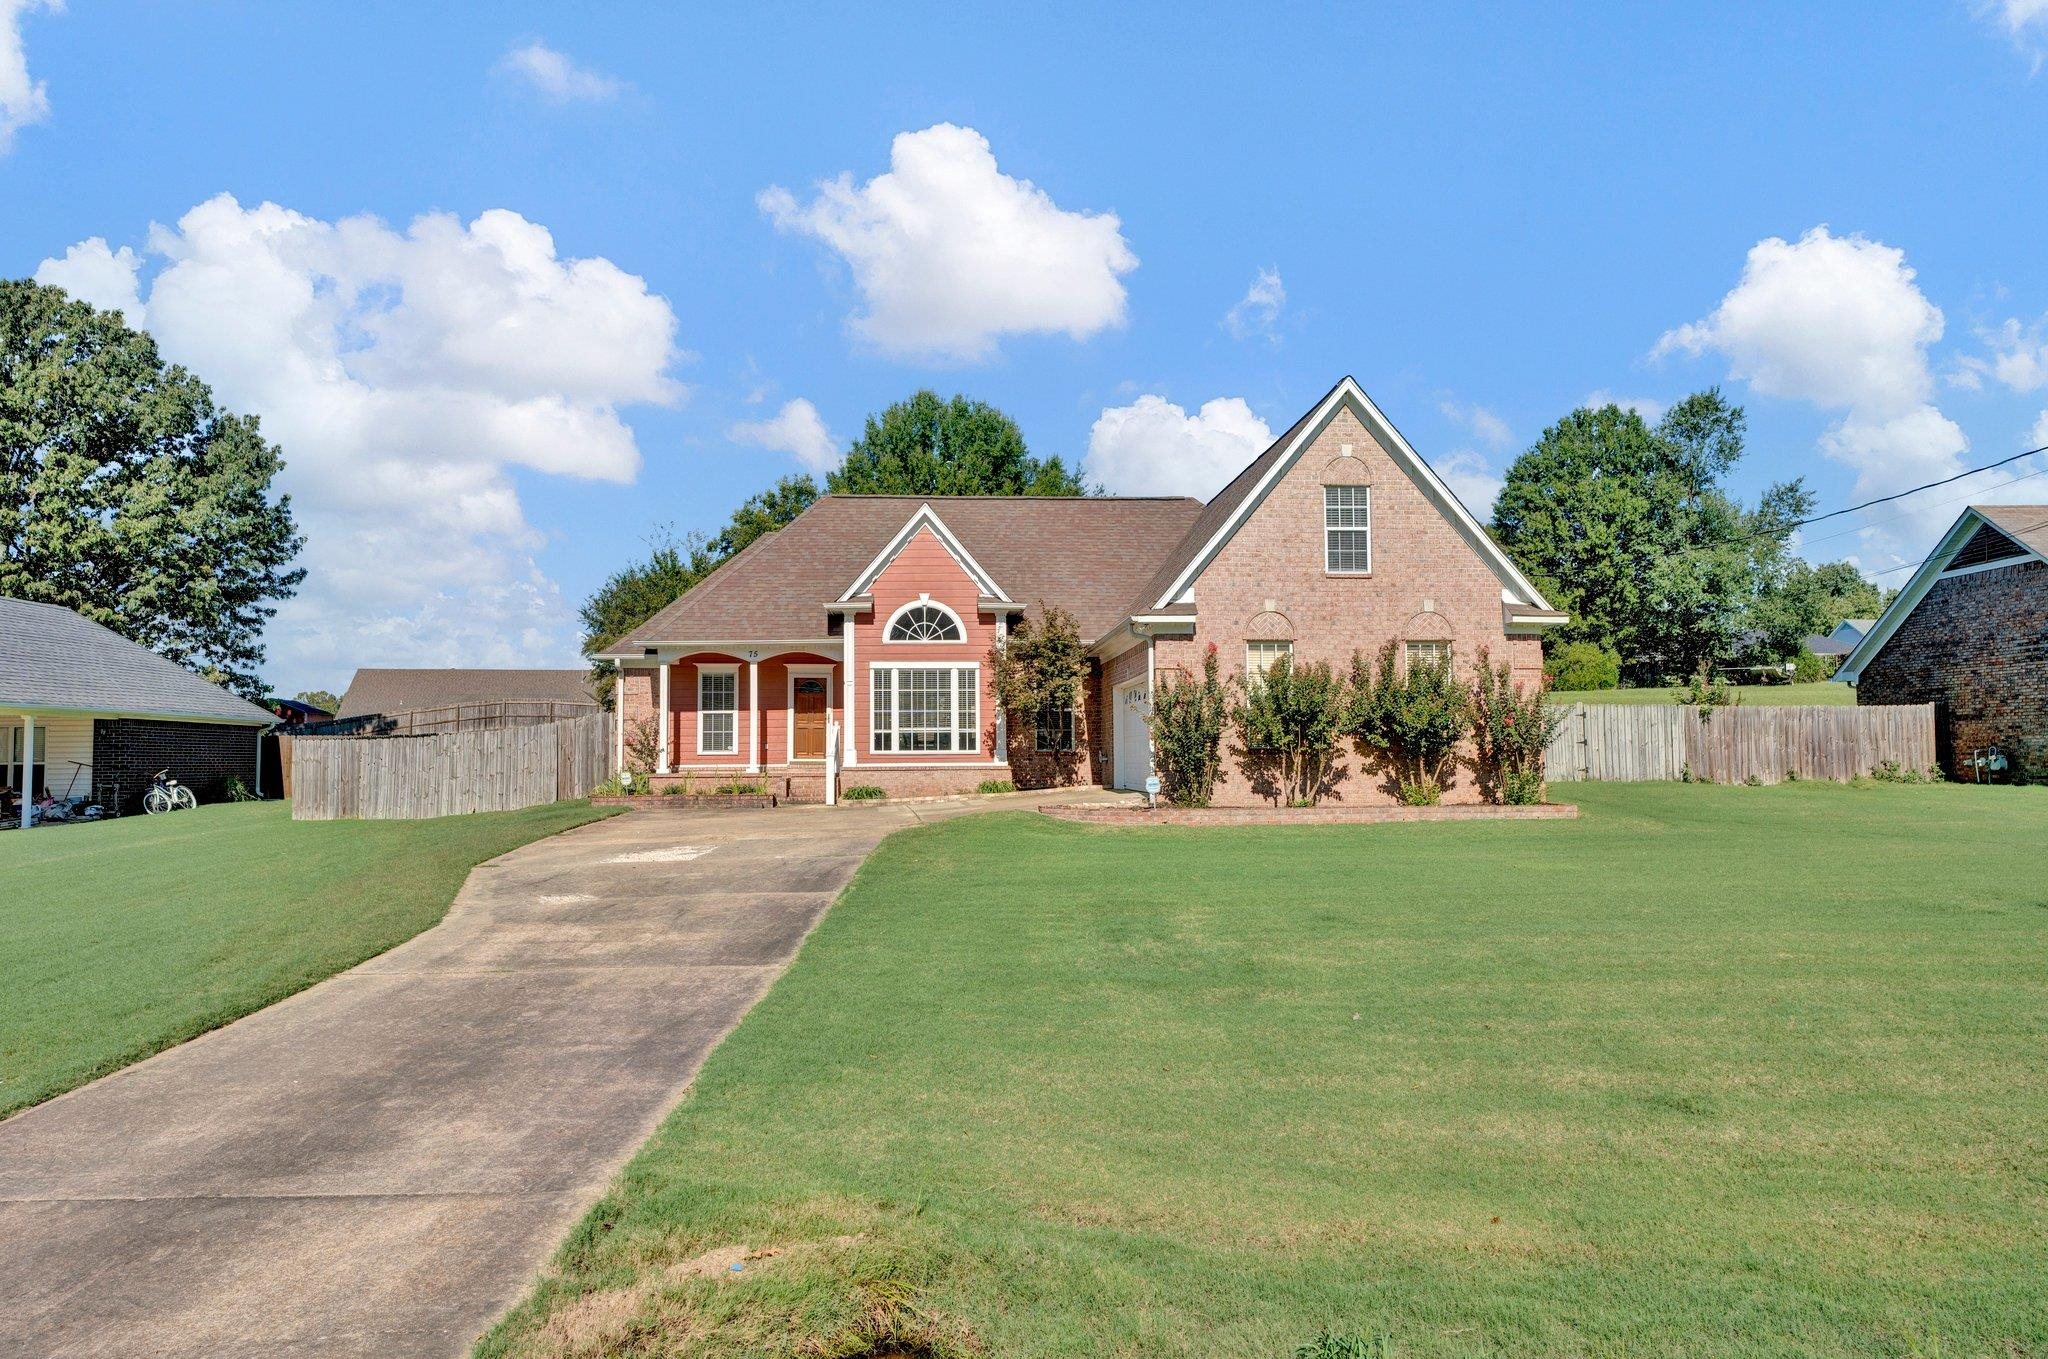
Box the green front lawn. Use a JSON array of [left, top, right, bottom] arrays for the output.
[[0, 799, 612, 1117], [482, 782, 2048, 1359], [1550, 682, 1855, 706]]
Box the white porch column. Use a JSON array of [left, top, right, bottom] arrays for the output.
[[842, 614, 859, 767], [614, 666, 627, 774], [993, 613, 1009, 762], [746, 656, 761, 774], [20, 712, 34, 828], [1145, 633, 1158, 778], [657, 658, 672, 774]]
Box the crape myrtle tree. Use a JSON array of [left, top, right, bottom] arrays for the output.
[[581, 392, 1089, 701], [1490, 389, 1833, 684], [1, 281, 303, 699]]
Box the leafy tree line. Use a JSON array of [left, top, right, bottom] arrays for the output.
[[581, 391, 1088, 683], [1490, 390, 1891, 687], [2, 281, 303, 700]]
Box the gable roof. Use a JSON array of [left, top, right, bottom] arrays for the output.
[[337, 667, 596, 719], [609, 494, 1206, 652], [0, 597, 277, 724], [1139, 376, 1556, 613], [1837, 504, 2048, 683]]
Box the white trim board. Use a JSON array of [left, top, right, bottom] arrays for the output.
[[1838, 506, 2048, 683], [1148, 376, 1556, 614]]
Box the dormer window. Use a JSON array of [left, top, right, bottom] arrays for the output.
[[886, 600, 964, 642], [1325, 486, 1371, 574]]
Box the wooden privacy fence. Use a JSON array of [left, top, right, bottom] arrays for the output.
[[289, 714, 609, 820], [294, 700, 599, 738], [1543, 703, 1936, 784]]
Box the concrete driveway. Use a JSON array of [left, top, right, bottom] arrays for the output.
[[0, 790, 1124, 1359]]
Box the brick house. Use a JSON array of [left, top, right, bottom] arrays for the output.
[[1, 596, 277, 822], [600, 377, 1565, 805], [1838, 505, 2048, 780]]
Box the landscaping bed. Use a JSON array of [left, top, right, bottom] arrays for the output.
[[1042, 801, 1577, 826], [589, 793, 777, 810]]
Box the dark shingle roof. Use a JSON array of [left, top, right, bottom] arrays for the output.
[[0, 597, 276, 724], [336, 668, 596, 719], [613, 494, 1207, 649]]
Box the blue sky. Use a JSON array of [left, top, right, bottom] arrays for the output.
[[7, 2, 2048, 694]]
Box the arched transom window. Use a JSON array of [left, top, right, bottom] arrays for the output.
[[887, 601, 964, 643]]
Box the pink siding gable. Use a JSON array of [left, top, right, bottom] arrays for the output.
[[852, 525, 1000, 764]]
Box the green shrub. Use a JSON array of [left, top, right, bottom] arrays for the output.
[[976, 778, 1015, 794], [1348, 641, 1470, 803], [1544, 640, 1621, 691], [1232, 653, 1349, 806], [1791, 646, 1838, 684], [660, 782, 684, 796], [224, 776, 259, 803], [1673, 665, 1739, 718], [1470, 645, 1565, 805], [714, 778, 767, 795], [842, 784, 886, 801], [1870, 760, 1931, 784], [1151, 643, 1228, 806]]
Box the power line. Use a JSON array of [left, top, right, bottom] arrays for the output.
[[1867, 513, 2048, 579], [1794, 464, 2048, 552], [1785, 443, 2048, 531]]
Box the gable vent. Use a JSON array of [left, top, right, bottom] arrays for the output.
[[1947, 522, 2027, 573]]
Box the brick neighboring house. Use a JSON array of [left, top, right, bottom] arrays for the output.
[[601, 377, 1566, 805], [1, 596, 277, 820], [1838, 505, 2048, 779]]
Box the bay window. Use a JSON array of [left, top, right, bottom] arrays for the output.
[[871, 664, 979, 753]]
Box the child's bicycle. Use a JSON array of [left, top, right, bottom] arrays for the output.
[[143, 769, 199, 815]]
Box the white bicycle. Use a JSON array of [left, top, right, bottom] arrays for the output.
[[143, 768, 198, 815]]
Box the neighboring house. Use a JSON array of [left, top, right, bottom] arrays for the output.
[[0, 597, 277, 819], [1838, 505, 2047, 778], [1802, 633, 1852, 660], [602, 377, 1565, 805], [336, 667, 597, 720], [269, 697, 335, 726], [1829, 618, 1875, 651]]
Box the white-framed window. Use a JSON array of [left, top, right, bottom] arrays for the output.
[[885, 600, 964, 642], [1246, 640, 1293, 683], [1325, 485, 1371, 574], [697, 666, 738, 755], [871, 664, 979, 753], [1034, 706, 1077, 752], [1404, 639, 1450, 672]]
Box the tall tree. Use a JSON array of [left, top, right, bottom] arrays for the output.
[[1491, 390, 1811, 682], [1, 281, 304, 698], [712, 473, 820, 558], [829, 390, 1089, 496], [293, 689, 341, 713]]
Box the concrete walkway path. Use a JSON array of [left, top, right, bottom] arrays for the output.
[[0, 790, 1126, 1359]]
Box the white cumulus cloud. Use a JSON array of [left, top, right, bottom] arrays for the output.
[[1434, 450, 1505, 519], [1084, 394, 1272, 499], [497, 41, 624, 103], [0, 0, 58, 153], [36, 194, 681, 691], [1654, 225, 1988, 566], [1439, 399, 1513, 451], [1583, 389, 1668, 422], [730, 397, 838, 472], [759, 123, 1137, 363], [1222, 267, 1285, 343], [1984, 0, 2048, 69]]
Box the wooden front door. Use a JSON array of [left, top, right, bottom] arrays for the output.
[[792, 676, 829, 760]]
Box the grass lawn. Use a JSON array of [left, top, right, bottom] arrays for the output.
[[1549, 682, 1855, 706], [0, 798, 612, 1117], [481, 782, 2048, 1359]]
